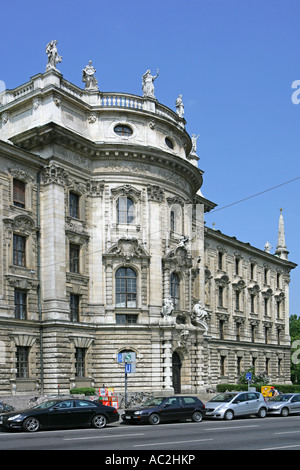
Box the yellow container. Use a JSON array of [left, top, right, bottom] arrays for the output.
[[261, 386, 273, 397]]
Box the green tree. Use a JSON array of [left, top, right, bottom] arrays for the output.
[[290, 314, 300, 384], [238, 367, 268, 386]]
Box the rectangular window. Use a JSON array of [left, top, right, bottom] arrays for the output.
[[235, 290, 240, 311], [250, 263, 255, 280], [70, 294, 80, 321], [13, 179, 26, 208], [14, 289, 27, 319], [277, 273, 281, 288], [13, 234, 26, 266], [251, 325, 256, 343], [218, 252, 223, 270], [264, 268, 269, 284], [219, 319, 225, 340], [75, 348, 86, 377], [69, 192, 80, 219], [265, 327, 269, 344], [16, 346, 29, 378], [277, 301, 281, 318], [116, 314, 138, 324], [235, 258, 240, 275], [236, 322, 241, 341], [218, 286, 224, 307], [264, 298, 269, 316], [220, 355, 226, 376], [250, 294, 255, 313], [69, 243, 80, 273]]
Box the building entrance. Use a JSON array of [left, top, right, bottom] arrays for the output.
[[172, 351, 182, 394]]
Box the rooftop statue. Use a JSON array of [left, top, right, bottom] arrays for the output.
[[45, 40, 62, 71], [82, 61, 98, 91], [142, 69, 159, 98], [175, 94, 184, 118], [191, 134, 200, 155]]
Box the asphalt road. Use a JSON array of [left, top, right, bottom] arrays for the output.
[[1, 414, 300, 452]]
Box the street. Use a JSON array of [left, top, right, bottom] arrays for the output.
[[1, 414, 300, 452]]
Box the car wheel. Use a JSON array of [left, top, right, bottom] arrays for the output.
[[281, 407, 289, 417], [224, 410, 234, 420], [258, 407, 267, 418], [23, 417, 40, 432], [92, 414, 107, 428], [191, 411, 203, 423], [149, 413, 160, 425]]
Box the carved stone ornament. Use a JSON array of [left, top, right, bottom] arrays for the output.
[[163, 244, 193, 271], [9, 168, 35, 183], [104, 237, 150, 262], [161, 296, 174, 317], [191, 300, 209, 331], [179, 329, 189, 346], [147, 185, 164, 202], [4, 214, 36, 235], [41, 164, 70, 186]]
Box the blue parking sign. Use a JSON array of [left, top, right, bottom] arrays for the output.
[[117, 353, 123, 363], [246, 372, 252, 381]]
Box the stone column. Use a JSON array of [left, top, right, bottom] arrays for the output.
[[40, 164, 69, 320], [162, 331, 173, 391]]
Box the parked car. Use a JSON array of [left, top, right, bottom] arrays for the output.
[[0, 398, 119, 432], [121, 395, 205, 425], [205, 391, 267, 420], [267, 393, 300, 417]]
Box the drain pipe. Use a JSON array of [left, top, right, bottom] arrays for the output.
[[36, 171, 44, 394]]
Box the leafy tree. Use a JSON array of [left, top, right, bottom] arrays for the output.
[[238, 367, 268, 386], [290, 314, 300, 384]]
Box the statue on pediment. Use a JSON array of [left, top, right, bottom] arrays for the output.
[[142, 69, 159, 98], [45, 40, 62, 71], [175, 94, 184, 118], [82, 61, 98, 91]]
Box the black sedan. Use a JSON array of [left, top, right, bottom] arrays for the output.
[[0, 398, 119, 432], [121, 395, 205, 425]]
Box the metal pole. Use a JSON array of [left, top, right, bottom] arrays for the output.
[[125, 363, 128, 408]]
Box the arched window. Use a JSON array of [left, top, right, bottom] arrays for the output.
[[117, 196, 135, 224], [170, 272, 180, 310], [116, 267, 137, 308], [170, 204, 182, 234]]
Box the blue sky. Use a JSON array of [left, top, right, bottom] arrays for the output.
[[1, 0, 299, 314]]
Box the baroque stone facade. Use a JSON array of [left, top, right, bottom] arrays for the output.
[[0, 49, 296, 395]]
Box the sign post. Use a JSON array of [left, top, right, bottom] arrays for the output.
[[117, 352, 136, 408], [246, 372, 252, 390]]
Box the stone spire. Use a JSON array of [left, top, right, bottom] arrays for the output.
[[275, 208, 289, 260]]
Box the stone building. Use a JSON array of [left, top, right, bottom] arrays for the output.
[[0, 44, 296, 396]]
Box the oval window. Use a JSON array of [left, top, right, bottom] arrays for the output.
[[114, 124, 133, 137], [165, 137, 174, 149]]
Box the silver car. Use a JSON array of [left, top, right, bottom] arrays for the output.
[[205, 391, 267, 420], [267, 393, 300, 417]]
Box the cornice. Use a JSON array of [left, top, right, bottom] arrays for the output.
[[205, 226, 297, 269], [9, 123, 204, 193]]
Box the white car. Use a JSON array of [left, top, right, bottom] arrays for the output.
[[205, 391, 267, 420]]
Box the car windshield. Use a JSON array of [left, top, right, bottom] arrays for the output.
[[210, 393, 238, 403], [32, 400, 61, 409], [142, 397, 165, 406], [269, 394, 293, 402]]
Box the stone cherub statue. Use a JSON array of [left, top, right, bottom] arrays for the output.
[[45, 40, 62, 71], [191, 300, 208, 326], [161, 296, 174, 317], [142, 69, 159, 98], [82, 61, 98, 90]]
